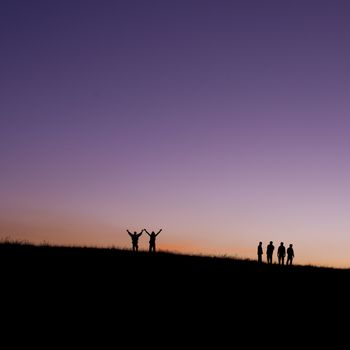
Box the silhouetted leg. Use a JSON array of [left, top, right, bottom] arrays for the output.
[[149, 243, 156, 253]]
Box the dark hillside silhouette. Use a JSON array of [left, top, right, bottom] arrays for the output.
[[1, 241, 348, 293], [1, 241, 347, 340]]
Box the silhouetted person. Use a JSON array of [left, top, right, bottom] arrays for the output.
[[144, 229, 162, 252], [286, 244, 294, 265], [277, 242, 286, 265], [266, 241, 274, 264], [257, 242, 263, 263], [127, 229, 143, 252]]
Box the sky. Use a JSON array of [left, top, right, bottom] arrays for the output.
[[1, 0, 350, 267]]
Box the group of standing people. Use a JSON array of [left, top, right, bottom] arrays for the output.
[[257, 241, 294, 265], [127, 229, 162, 252]]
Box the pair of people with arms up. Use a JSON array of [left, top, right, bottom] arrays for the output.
[[127, 228, 162, 252]]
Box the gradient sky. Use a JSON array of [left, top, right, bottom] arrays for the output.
[[1, 0, 350, 267]]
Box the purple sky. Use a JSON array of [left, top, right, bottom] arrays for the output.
[[1, 0, 350, 267]]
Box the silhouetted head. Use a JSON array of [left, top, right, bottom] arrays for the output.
[[134, 231, 137, 235], [151, 231, 155, 235], [270, 241, 273, 244], [259, 242, 262, 245], [280, 242, 284, 245], [289, 244, 293, 247]]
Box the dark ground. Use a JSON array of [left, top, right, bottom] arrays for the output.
[[1, 242, 348, 343]]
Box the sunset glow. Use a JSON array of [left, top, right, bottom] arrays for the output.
[[1, 1, 350, 267]]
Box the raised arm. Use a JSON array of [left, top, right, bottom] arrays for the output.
[[137, 229, 143, 237], [156, 229, 162, 236], [127, 229, 132, 237], [144, 229, 150, 236]]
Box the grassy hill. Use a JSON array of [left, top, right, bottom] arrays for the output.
[[1, 241, 346, 339], [2, 241, 348, 294]]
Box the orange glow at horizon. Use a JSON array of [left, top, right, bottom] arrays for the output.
[[1, 208, 350, 269]]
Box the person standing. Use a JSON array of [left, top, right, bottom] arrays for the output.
[[277, 242, 286, 265], [266, 241, 275, 264], [286, 244, 294, 265], [257, 242, 263, 263], [127, 229, 143, 252], [144, 229, 162, 252]]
